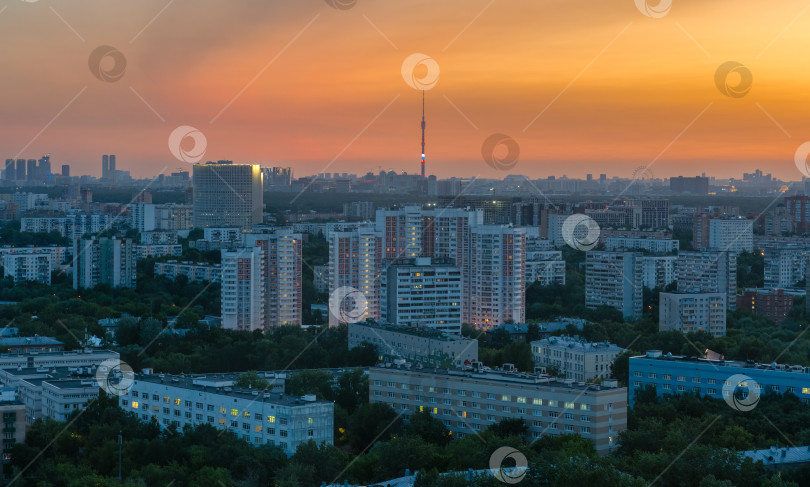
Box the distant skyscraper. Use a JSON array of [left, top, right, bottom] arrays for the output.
[[192, 162, 263, 230], [328, 225, 383, 327], [26, 159, 36, 182], [38, 155, 51, 177], [109, 154, 116, 182], [102, 155, 109, 179], [15, 159, 25, 181], [3, 159, 14, 181], [61, 165, 70, 178]]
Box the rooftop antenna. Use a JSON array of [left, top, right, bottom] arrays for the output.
[[420, 90, 426, 178]]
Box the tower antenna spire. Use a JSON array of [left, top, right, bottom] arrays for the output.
[[420, 90, 426, 177]]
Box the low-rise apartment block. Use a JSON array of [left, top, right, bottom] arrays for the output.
[[530, 336, 624, 382], [369, 365, 627, 455], [119, 373, 333, 455]]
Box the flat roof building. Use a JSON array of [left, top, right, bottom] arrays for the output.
[[628, 350, 810, 407], [531, 336, 624, 382], [369, 365, 627, 455], [120, 372, 333, 455]]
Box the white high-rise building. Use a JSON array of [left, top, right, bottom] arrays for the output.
[[466, 226, 526, 327], [640, 255, 677, 290], [659, 292, 727, 337], [244, 230, 303, 327], [192, 162, 263, 230], [676, 250, 736, 311], [72, 238, 136, 289], [380, 257, 462, 334], [585, 251, 643, 320], [525, 250, 566, 286], [708, 218, 753, 254], [2, 252, 51, 284], [328, 226, 382, 326], [221, 247, 265, 331], [764, 246, 809, 289], [129, 203, 156, 232]]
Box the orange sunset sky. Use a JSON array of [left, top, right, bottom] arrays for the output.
[[2, 0, 810, 180]]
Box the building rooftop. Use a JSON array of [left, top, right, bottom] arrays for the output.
[[531, 335, 625, 353], [133, 373, 328, 407], [486, 319, 587, 335], [743, 446, 810, 466], [633, 350, 810, 374], [0, 336, 63, 348], [351, 321, 472, 342], [372, 363, 623, 393]]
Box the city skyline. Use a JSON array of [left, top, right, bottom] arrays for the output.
[[4, 1, 810, 180]]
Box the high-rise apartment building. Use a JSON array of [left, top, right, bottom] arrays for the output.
[[659, 292, 727, 337], [763, 246, 809, 289], [708, 217, 753, 254], [3, 160, 13, 181], [640, 255, 677, 290], [380, 257, 462, 334], [328, 226, 383, 326], [466, 226, 526, 327], [244, 230, 303, 327], [585, 251, 643, 320], [221, 247, 265, 331], [2, 252, 52, 284], [15, 159, 25, 181], [72, 238, 137, 289], [192, 162, 263, 230], [676, 250, 736, 311]]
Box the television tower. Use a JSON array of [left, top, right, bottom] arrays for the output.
[[420, 90, 426, 177]]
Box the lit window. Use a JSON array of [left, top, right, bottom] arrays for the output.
[[231, 409, 239, 416], [131, 401, 139, 409], [267, 415, 276, 423]]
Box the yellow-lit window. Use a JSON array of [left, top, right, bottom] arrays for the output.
[[267, 415, 276, 423], [803, 388, 810, 395], [230, 409, 239, 416], [516, 397, 526, 404], [419, 406, 424, 412], [163, 396, 170, 403], [255, 425, 262, 432], [218, 418, 226, 425], [433, 408, 438, 414], [462, 411, 467, 418], [243, 411, 251, 418], [564, 402, 575, 409], [131, 401, 139, 409], [174, 399, 181, 406], [307, 418, 313, 425], [501, 395, 509, 401]]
